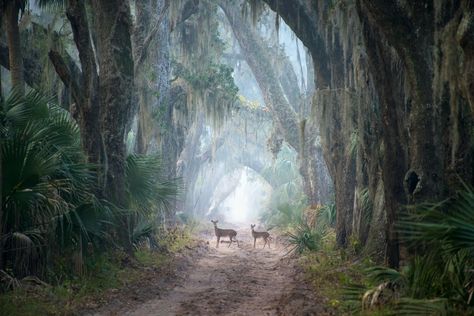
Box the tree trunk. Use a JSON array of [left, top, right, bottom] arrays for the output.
[[49, 0, 104, 176], [156, 0, 176, 180], [133, 0, 153, 155], [88, 0, 134, 251], [0, 106, 3, 270], [356, 5, 405, 267], [361, 0, 443, 205], [177, 114, 204, 214], [459, 1, 474, 114], [50, 0, 136, 251], [0, 60, 2, 100], [0, 12, 2, 100], [92, 0, 134, 207], [261, 0, 358, 247], [219, 1, 300, 151], [220, 0, 330, 209], [5, 0, 24, 94]]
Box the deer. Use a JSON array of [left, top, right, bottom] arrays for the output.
[[250, 224, 271, 248], [211, 220, 239, 248]]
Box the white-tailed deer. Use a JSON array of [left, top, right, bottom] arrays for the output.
[[211, 220, 239, 248], [251, 224, 271, 248]]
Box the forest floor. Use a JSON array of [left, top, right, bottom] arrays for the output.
[[85, 227, 334, 316]]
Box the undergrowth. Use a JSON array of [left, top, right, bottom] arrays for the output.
[[301, 189, 474, 315], [0, 227, 193, 316], [300, 229, 372, 314]]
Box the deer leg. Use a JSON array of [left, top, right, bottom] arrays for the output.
[[216, 236, 220, 248], [253, 238, 256, 248], [263, 238, 267, 248], [228, 236, 232, 247]]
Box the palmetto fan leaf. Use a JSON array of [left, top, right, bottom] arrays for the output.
[[125, 154, 178, 215], [351, 188, 474, 314], [131, 216, 154, 246], [3, 90, 49, 127], [285, 221, 325, 255], [317, 203, 336, 227], [1, 90, 100, 277], [124, 154, 179, 247], [55, 197, 115, 250], [393, 298, 451, 315], [398, 189, 474, 256]]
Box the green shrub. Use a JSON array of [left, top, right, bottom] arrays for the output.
[[0, 90, 179, 282], [286, 222, 326, 255], [346, 188, 474, 315], [0, 91, 109, 279], [318, 203, 336, 228]]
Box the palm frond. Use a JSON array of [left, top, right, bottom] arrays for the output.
[[317, 203, 336, 227], [285, 222, 326, 255], [125, 154, 179, 215], [1, 90, 100, 277], [394, 298, 450, 315]]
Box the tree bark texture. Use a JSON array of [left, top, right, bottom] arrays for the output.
[[49, 0, 104, 183], [50, 0, 135, 208], [220, 1, 300, 151], [263, 0, 474, 267], [91, 0, 134, 206], [4, 0, 24, 94], [220, 0, 329, 207]]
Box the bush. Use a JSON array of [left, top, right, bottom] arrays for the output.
[[0, 91, 110, 279], [0, 91, 178, 283], [345, 188, 474, 315], [286, 222, 326, 255]]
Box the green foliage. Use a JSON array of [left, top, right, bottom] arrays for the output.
[[176, 212, 201, 234], [124, 154, 179, 248], [0, 90, 179, 284], [358, 187, 373, 225], [173, 61, 238, 99], [348, 130, 359, 158], [286, 222, 326, 255], [346, 188, 474, 315], [259, 145, 305, 224], [261, 145, 301, 188], [260, 202, 304, 230], [125, 154, 177, 216], [318, 203, 337, 228], [1, 91, 109, 278], [172, 60, 238, 127], [0, 222, 192, 315], [0, 248, 172, 316], [302, 231, 364, 314]]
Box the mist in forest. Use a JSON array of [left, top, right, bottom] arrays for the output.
[[1, 0, 473, 315]]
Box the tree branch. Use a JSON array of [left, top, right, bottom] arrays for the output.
[[171, 0, 199, 32], [0, 43, 40, 88], [48, 50, 83, 106], [66, 0, 97, 87], [134, 0, 170, 73]]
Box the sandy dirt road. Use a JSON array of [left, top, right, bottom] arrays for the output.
[[91, 228, 332, 316]]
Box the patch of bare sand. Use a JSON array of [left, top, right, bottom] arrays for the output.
[[89, 228, 334, 316]]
